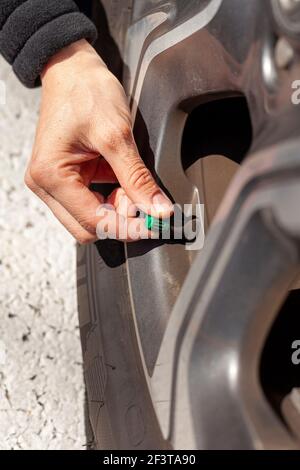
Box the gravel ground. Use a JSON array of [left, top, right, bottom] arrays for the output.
[[0, 58, 86, 449]]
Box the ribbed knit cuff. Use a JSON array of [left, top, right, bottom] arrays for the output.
[[0, 1, 98, 87]]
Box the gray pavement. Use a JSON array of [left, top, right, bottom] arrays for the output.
[[0, 58, 86, 450]]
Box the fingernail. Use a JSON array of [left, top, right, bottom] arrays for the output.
[[152, 192, 173, 214]]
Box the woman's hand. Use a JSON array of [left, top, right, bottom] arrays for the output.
[[25, 39, 173, 243]]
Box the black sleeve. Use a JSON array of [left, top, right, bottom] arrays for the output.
[[0, 0, 97, 88]]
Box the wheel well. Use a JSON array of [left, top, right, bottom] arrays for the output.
[[181, 96, 253, 171]]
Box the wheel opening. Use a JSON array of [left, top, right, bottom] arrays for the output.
[[260, 288, 300, 438], [181, 96, 253, 229]]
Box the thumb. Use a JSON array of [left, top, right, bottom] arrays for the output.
[[101, 126, 173, 218]]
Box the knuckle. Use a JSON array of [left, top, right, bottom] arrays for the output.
[[77, 234, 95, 245], [102, 122, 132, 152], [24, 169, 35, 191], [128, 162, 154, 192], [77, 236, 86, 245], [78, 217, 97, 237], [30, 161, 47, 187], [118, 122, 132, 143], [30, 159, 59, 192]]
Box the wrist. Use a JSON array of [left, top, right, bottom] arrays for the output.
[[41, 39, 102, 83]]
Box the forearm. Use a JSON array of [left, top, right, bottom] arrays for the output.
[[0, 0, 97, 87]]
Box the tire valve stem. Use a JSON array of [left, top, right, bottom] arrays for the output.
[[144, 212, 198, 243], [145, 214, 170, 234]]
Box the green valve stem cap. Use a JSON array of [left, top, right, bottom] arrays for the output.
[[145, 215, 170, 233]]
